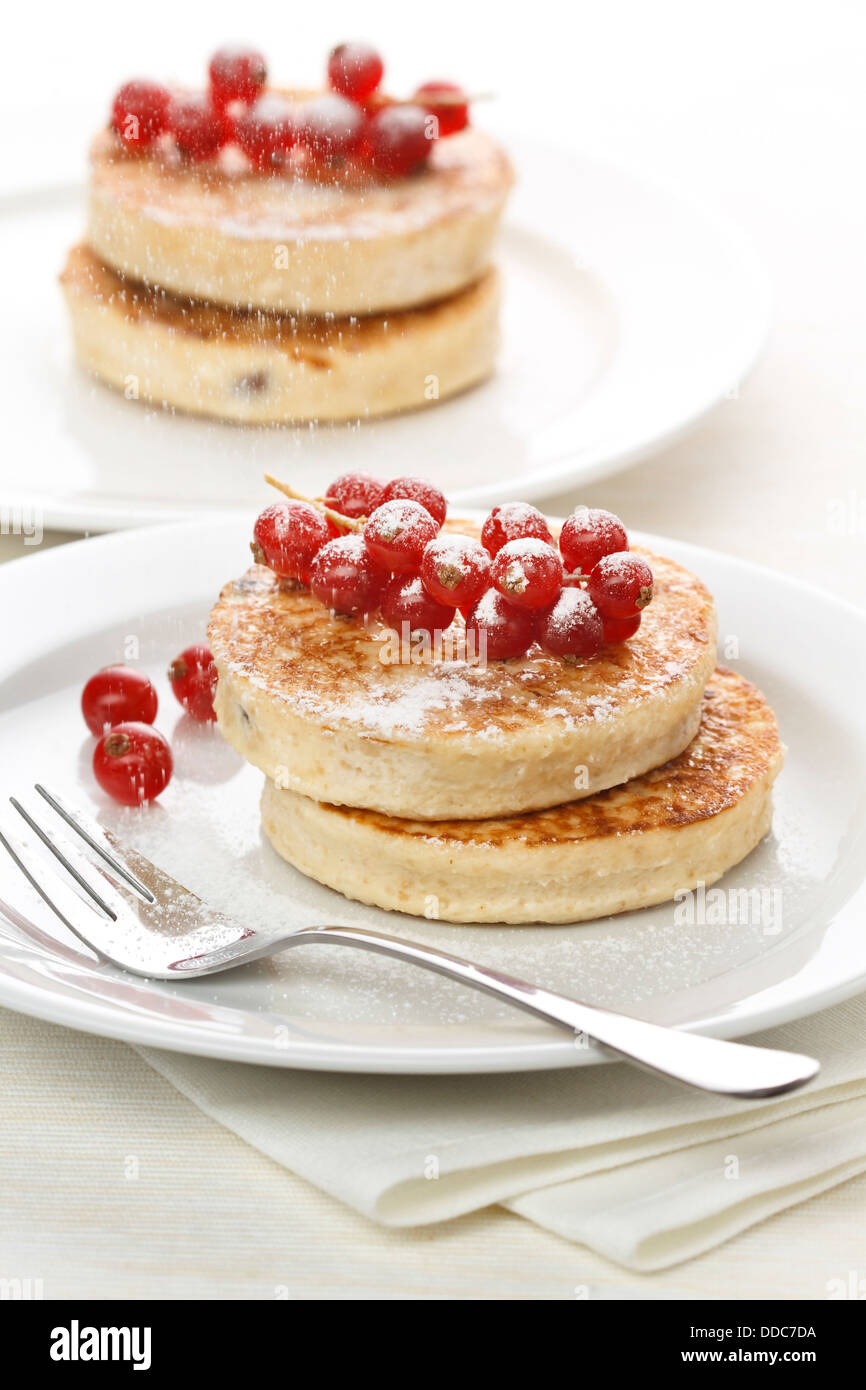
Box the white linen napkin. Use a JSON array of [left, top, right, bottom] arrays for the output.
[[137, 993, 866, 1271]]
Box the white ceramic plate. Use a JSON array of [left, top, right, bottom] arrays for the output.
[[0, 517, 864, 1073], [0, 139, 769, 532]]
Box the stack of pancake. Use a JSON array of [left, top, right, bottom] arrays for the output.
[[60, 118, 513, 423], [208, 519, 784, 925]]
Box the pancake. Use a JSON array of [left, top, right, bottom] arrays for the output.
[[260, 668, 783, 924], [60, 245, 499, 424], [86, 123, 513, 316], [208, 524, 718, 820]]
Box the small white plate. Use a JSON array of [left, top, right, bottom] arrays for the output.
[[0, 140, 769, 532], [0, 517, 864, 1073]]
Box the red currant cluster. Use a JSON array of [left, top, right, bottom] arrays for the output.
[[252, 477, 654, 662], [80, 646, 218, 805], [110, 42, 470, 178]]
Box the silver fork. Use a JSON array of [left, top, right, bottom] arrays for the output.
[[0, 785, 819, 1097]]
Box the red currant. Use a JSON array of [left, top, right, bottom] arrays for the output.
[[560, 507, 628, 575], [300, 94, 364, 161], [536, 589, 603, 659], [92, 722, 173, 806], [413, 81, 470, 137], [490, 538, 564, 610], [310, 535, 388, 615], [234, 94, 298, 170], [588, 553, 654, 620], [81, 666, 158, 736], [381, 476, 447, 527], [168, 644, 218, 722], [252, 501, 330, 581], [464, 589, 536, 662], [420, 534, 490, 609], [602, 613, 642, 644], [480, 502, 553, 557], [364, 500, 439, 573], [324, 471, 386, 520], [208, 46, 267, 108], [111, 80, 171, 150], [381, 574, 454, 639], [327, 42, 384, 102], [169, 94, 225, 161], [366, 105, 434, 177]]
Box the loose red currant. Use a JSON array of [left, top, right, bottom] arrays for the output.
[[169, 94, 225, 161], [464, 589, 536, 662], [324, 471, 386, 520], [168, 644, 218, 722], [81, 666, 158, 736], [588, 553, 654, 620], [413, 81, 470, 137], [92, 722, 173, 806], [420, 534, 490, 609], [536, 589, 603, 659], [490, 538, 564, 611], [366, 105, 434, 177], [300, 94, 365, 161], [252, 501, 330, 581], [560, 507, 628, 575], [602, 613, 642, 644], [234, 94, 298, 170], [381, 476, 447, 527], [208, 45, 268, 108], [327, 42, 384, 102], [364, 500, 439, 573], [381, 574, 454, 639], [480, 502, 553, 557], [111, 80, 171, 150], [310, 535, 388, 615]]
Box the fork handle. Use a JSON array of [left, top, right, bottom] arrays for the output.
[[283, 924, 819, 1097]]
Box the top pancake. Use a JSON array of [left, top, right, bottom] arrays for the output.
[[208, 520, 718, 819], [86, 120, 513, 315]]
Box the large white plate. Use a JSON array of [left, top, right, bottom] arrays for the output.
[[0, 517, 864, 1073], [0, 140, 769, 532]]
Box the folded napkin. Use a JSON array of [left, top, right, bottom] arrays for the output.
[[138, 993, 866, 1271]]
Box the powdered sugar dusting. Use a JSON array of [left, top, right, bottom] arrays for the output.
[[469, 587, 502, 627], [330, 666, 502, 740]]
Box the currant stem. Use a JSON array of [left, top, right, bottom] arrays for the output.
[[369, 90, 493, 108], [263, 474, 362, 532]]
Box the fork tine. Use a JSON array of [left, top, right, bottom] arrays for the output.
[[0, 823, 115, 956], [10, 798, 121, 919], [34, 784, 155, 903]]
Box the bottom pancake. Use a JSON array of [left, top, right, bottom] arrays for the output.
[[60, 244, 500, 424], [260, 668, 783, 924]]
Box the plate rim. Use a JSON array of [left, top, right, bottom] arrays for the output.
[[0, 516, 864, 1072]]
